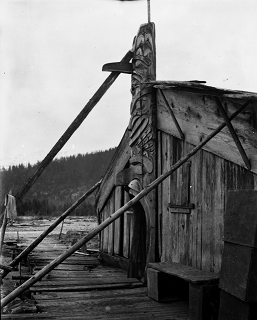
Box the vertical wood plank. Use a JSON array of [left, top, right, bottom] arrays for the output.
[[102, 206, 109, 253], [180, 141, 191, 265], [114, 186, 123, 255], [100, 210, 104, 252], [161, 132, 171, 261], [123, 191, 130, 258], [170, 136, 177, 205], [157, 130, 163, 260], [188, 142, 197, 268], [157, 128, 257, 273], [108, 192, 115, 256], [213, 156, 225, 273], [129, 209, 135, 260], [170, 137, 180, 263], [193, 148, 203, 270], [181, 160, 191, 206], [201, 151, 214, 271], [253, 174, 257, 190]]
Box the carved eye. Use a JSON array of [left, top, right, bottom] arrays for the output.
[[143, 151, 148, 158]]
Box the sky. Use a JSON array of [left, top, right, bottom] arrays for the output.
[[1, 0, 257, 168]]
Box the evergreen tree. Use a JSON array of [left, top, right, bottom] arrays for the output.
[[0, 148, 116, 217]]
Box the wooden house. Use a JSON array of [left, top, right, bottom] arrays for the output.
[[2, 20, 257, 320], [95, 22, 257, 318]]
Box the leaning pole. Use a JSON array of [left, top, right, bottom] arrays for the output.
[[15, 50, 133, 204]]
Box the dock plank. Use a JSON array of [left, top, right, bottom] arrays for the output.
[[2, 234, 189, 319]]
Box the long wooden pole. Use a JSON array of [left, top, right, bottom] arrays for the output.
[[0, 264, 13, 272], [1, 180, 101, 279], [0, 101, 250, 309], [15, 50, 133, 204]]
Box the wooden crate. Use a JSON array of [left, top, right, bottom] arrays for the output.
[[225, 190, 257, 248], [219, 242, 257, 302], [219, 290, 257, 320], [147, 267, 188, 302], [147, 265, 219, 320], [189, 283, 220, 320]]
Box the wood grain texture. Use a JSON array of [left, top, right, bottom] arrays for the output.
[[157, 89, 257, 173], [96, 130, 130, 213], [114, 186, 123, 255], [224, 190, 257, 248], [160, 132, 171, 262], [3, 231, 188, 319], [1, 232, 188, 320], [157, 131, 162, 260], [107, 193, 115, 256], [122, 191, 131, 259], [157, 130, 257, 273], [219, 243, 257, 302], [96, 23, 157, 278], [102, 206, 109, 253], [148, 262, 219, 284]]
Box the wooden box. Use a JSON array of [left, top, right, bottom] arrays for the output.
[[189, 283, 220, 320], [219, 242, 257, 302], [219, 290, 257, 320], [225, 190, 257, 248], [147, 268, 188, 302]]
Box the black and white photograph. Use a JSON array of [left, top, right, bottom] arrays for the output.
[[1, 0, 257, 318]]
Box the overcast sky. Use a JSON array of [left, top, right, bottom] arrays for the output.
[[1, 0, 257, 168]]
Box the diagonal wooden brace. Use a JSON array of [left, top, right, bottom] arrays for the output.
[[214, 97, 251, 170], [14, 50, 133, 204], [0, 264, 13, 272], [159, 89, 185, 140]]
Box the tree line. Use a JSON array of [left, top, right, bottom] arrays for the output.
[[0, 148, 116, 217]]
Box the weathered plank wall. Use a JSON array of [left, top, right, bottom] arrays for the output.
[[157, 89, 257, 173], [100, 186, 133, 262], [157, 131, 256, 273], [96, 129, 130, 213]]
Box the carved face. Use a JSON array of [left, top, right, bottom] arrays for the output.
[[129, 23, 156, 180]]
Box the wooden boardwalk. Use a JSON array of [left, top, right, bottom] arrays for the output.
[[2, 235, 189, 319]]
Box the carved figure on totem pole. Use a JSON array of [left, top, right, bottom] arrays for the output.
[[129, 22, 156, 192]]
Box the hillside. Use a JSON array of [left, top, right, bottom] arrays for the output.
[[0, 148, 116, 217]]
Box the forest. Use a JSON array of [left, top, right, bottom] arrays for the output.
[[0, 148, 116, 217]]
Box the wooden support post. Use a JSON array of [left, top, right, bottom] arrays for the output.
[[58, 220, 65, 240], [0, 100, 250, 308], [159, 89, 185, 140], [14, 50, 133, 204], [214, 97, 251, 169], [1, 180, 101, 279]]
